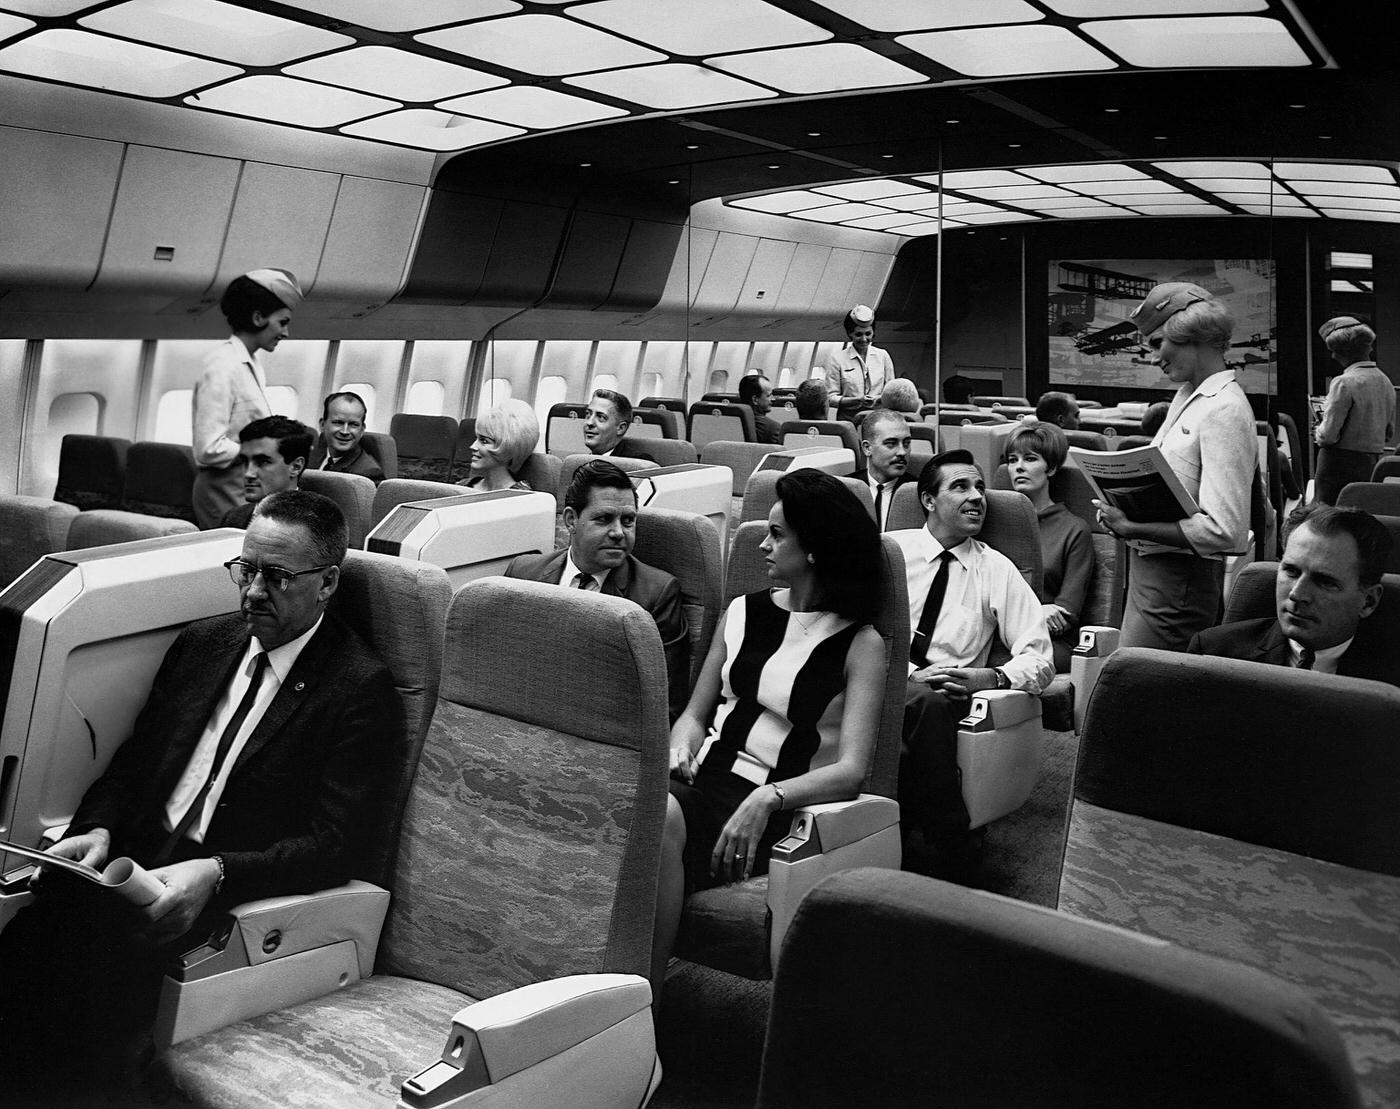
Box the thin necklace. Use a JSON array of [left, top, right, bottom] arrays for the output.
[[791, 609, 824, 634]]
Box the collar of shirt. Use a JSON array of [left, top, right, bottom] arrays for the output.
[[562, 552, 612, 591], [322, 445, 363, 471], [1154, 368, 1237, 445], [252, 613, 324, 682], [1288, 635, 1352, 674], [914, 525, 979, 571], [221, 335, 265, 388]]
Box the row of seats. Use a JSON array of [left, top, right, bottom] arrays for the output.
[[54, 435, 200, 523]]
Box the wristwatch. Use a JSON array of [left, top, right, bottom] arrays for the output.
[[992, 667, 1011, 691]]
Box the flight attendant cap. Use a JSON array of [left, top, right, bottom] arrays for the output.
[[850, 304, 875, 325], [1317, 315, 1364, 340], [1129, 282, 1212, 336], [244, 268, 304, 311]]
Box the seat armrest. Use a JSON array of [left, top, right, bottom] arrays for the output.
[[1073, 625, 1122, 659], [772, 794, 899, 862], [401, 974, 655, 1109], [958, 689, 1041, 730]]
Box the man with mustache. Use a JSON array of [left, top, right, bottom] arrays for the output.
[[890, 449, 1053, 882], [0, 491, 401, 1101]]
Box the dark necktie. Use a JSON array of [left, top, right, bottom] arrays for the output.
[[1297, 647, 1316, 671], [909, 551, 955, 667], [154, 651, 269, 865], [573, 572, 595, 590], [862, 361, 871, 397], [874, 483, 885, 529]]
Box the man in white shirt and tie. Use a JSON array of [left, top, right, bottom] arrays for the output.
[[505, 459, 688, 718], [855, 408, 915, 531], [889, 449, 1053, 881]]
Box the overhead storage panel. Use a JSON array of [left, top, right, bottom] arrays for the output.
[[475, 200, 570, 307], [809, 248, 865, 318], [541, 210, 631, 311], [211, 162, 340, 296], [0, 127, 123, 290], [735, 238, 797, 315], [315, 176, 428, 306], [774, 243, 832, 317], [398, 188, 502, 305], [94, 145, 239, 293], [848, 250, 896, 314], [603, 217, 686, 312], [691, 232, 759, 316], [655, 226, 718, 312]]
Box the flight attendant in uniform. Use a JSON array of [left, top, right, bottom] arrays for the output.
[[823, 304, 894, 422], [192, 269, 303, 529]]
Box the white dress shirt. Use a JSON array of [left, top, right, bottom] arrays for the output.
[[562, 551, 613, 592], [164, 616, 322, 842], [868, 475, 893, 531], [1288, 636, 1351, 675], [889, 527, 1053, 692]]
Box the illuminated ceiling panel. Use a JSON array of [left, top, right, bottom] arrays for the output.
[[1274, 162, 1396, 183], [731, 190, 837, 214], [816, 180, 926, 201], [960, 184, 1075, 201], [1044, 0, 1266, 14], [708, 42, 925, 94], [0, 12, 33, 38], [569, 0, 830, 56], [807, 0, 1042, 33], [1024, 163, 1148, 182], [439, 86, 627, 129], [567, 62, 777, 110], [1331, 253, 1374, 269], [341, 109, 523, 150], [191, 74, 396, 127], [1286, 181, 1400, 199], [792, 201, 891, 223], [1319, 209, 1400, 222], [1084, 16, 1310, 68], [899, 25, 1117, 77], [0, 0, 98, 13], [926, 170, 1029, 189], [0, 27, 238, 95], [419, 14, 664, 77], [1157, 160, 1273, 178], [80, 0, 352, 66], [844, 212, 929, 230], [285, 46, 505, 101], [278, 0, 520, 33]]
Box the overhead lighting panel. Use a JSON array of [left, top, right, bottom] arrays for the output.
[[1024, 163, 1147, 182], [816, 180, 926, 201], [438, 86, 626, 129], [899, 24, 1117, 77], [569, 0, 830, 56], [1044, 0, 1267, 14], [1319, 209, 1400, 223], [791, 201, 892, 223], [1330, 252, 1374, 269], [0, 27, 239, 96], [1285, 181, 1400, 199], [567, 62, 776, 110], [0, 12, 33, 38], [277, 0, 520, 34], [80, 0, 353, 66], [190, 73, 397, 127], [708, 42, 925, 94], [959, 184, 1074, 201], [419, 14, 664, 77], [1154, 160, 1270, 178], [286, 46, 504, 101], [1083, 16, 1310, 68], [806, 0, 1041, 33], [341, 109, 523, 150], [844, 212, 932, 230], [1274, 162, 1396, 183], [731, 190, 838, 214], [924, 169, 1028, 189], [0, 0, 100, 13]]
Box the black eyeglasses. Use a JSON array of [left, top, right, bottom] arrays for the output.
[[224, 559, 331, 592]]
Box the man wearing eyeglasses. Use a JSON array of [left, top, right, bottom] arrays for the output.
[[0, 490, 402, 1101]]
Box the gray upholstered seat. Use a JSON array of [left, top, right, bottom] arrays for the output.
[[388, 414, 457, 482], [158, 578, 669, 1108], [759, 868, 1362, 1109], [300, 469, 375, 549], [1338, 481, 1400, 516], [53, 433, 128, 512], [123, 441, 198, 523], [739, 468, 873, 527], [66, 509, 197, 547], [369, 477, 467, 527], [0, 494, 78, 588], [634, 507, 723, 691]]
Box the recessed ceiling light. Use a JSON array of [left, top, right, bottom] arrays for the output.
[[1289, 103, 1306, 108], [1008, 143, 1022, 148], [807, 131, 822, 137], [944, 119, 960, 124], [1104, 107, 1120, 113], [880, 153, 894, 159], [1154, 135, 1168, 140], [579, 162, 592, 167], [668, 179, 681, 185], [767, 163, 781, 169], [685, 144, 701, 150]]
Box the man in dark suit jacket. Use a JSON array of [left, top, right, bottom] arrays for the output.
[[584, 388, 656, 463], [308, 391, 386, 484], [1189, 503, 1397, 685], [0, 490, 402, 1097], [855, 408, 917, 531], [740, 372, 784, 445], [220, 414, 311, 529], [506, 459, 688, 719]]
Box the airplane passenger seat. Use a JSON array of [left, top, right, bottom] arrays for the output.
[[513, 451, 564, 499], [633, 507, 723, 690], [629, 407, 676, 439], [1371, 455, 1400, 483], [359, 431, 398, 480], [0, 494, 78, 589], [53, 433, 129, 511], [636, 401, 685, 440], [777, 419, 860, 468], [556, 452, 657, 512], [158, 578, 669, 1109], [389, 414, 457, 483], [739, 469, 872, 527], [1063, 429, 1110, 452], [369, 477, 467, 528], [66, 509, 197, 547], [759, 868, 1362, 1109], [545, 402, 591, 458], [1061, 647, 1400, 1109], [688, 402, 756, 451], [122, 441, 199, 523], [674, 523, 907, 979], [300, 469, 376, 548], [972, 394, 1031, 407], [700, 439, 781, 495], [641, 438, 700, 468], [1337, 481, 1400, 516]]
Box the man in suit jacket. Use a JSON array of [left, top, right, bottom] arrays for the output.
[[1189, 503, 1397, 685], [220, 414, 312, 529], [308, 391, 386, 484], [740, 372, 784, 445], [505, 459, 688, 719], [584, 388, 656, 463], [0, 490, 402, 1097], [855, 408, 917, 531]]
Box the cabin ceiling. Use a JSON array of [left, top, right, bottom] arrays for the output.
[[2, 0, 1397, 232]]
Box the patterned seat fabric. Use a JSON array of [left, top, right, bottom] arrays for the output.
[[389, 414, 457, 483]]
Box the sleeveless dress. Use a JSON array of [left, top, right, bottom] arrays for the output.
[[672, 588, 860, 890]]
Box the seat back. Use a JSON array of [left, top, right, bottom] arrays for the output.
[[701, 392, 741, 403], [640, 438, 699, 468], [369, 478, 465, 527], [545, 402, 591, 458], [123, 441, 198, 522], [724, 523, 908, 798], [1224, 562, 1400, 627], [628, 408, 674, 439], [378, 579, 669, 995], [639, 396, 686, 414], [1277, 411, 1305, 493], [739, 470, 873, 526], [512, 452, 563, 499], [0, 495, 78, 589], [689, 402, 755, 450], [759, 869, 1362, 1109], [1063, 429, 1110, 452], [991, 462, 1098, 532], [634, 508, 723, 689], [1075, 648, 1400, 874], [328, 550, 450, 888], [972, 394, 1031, 407], [1338, 481, 1400, 515], [388, 414, 457, 482], [359, 431, 398, 480], [700, 440, 779, 495], [1372, 454, 1400, 483], [66, 510, 198, 548], [778, 420, 860, 467], [54, 434, 129, 511], [887, 485, 1042, 597], [300, 470, 376, 549]]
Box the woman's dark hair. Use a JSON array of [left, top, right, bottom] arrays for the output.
[[775, 469, 881, 625], [1003, 420, 1068, 473], [220, 275, 293, 332]]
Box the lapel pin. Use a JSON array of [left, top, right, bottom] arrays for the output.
[[295, 681, 306, 692]]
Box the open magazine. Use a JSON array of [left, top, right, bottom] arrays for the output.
[[0, 838, 164, 907], [1068, 444, 1199, 524]]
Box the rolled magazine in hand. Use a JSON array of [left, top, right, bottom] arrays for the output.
[[0, 838, 164, 907]]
